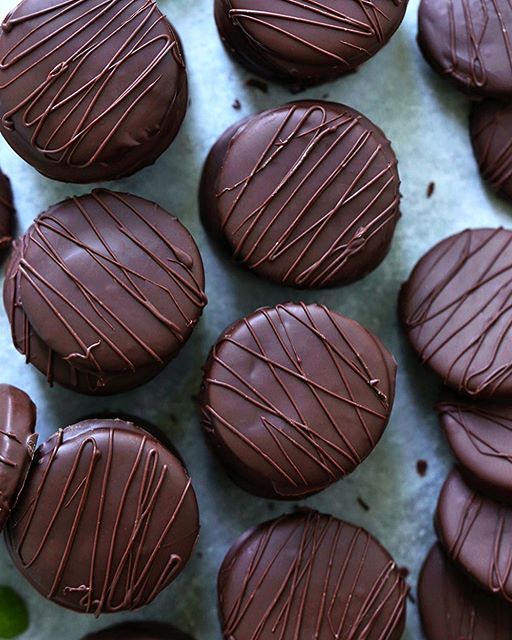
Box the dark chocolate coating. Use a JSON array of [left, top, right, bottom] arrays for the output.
[[214, 0, 408, 84], [0, 168, 14, 256], [82, 622, 194, 640], [399, 228, 512, 399], [3, 190, 206, 394], [0, 384, 37, 531], [200, 101, 400, 289], [201, 302, 397, 499], [471, 100, 512, 201], [419, 544, 512, 640], [5, 418, 200, 615], [418, 0, 512, 97], [218, 510, 408, 640], [436, 467, 512, 603], [0, 0, 188, 183], [438, 401, 512, 504]]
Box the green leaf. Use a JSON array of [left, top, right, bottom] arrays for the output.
[[0, 587, 29, 638]]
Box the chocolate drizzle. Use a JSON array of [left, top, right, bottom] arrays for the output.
[[215, 0, 408, 83], [0, 384, 37, 531], [399, 228, 512, 399], [218, 510, 408, 640], [201, 101, 400, 289], [6, 419, 199, 615], [0, 0, 188, 182], [439, 401, 512, 503], [418, 0, 512, 97], [436, 467, 512, 603], [471, 100, 512, 201], [419, 544, 512, 640], [3, 190, 206, 394], [201, 302, 396, 499]]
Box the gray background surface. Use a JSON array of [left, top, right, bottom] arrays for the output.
[[0, 0, 509, 638]]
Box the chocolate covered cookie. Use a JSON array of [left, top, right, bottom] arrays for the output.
[[215, 0, 409, 84], [400, 228, 512, 399], [201, 302, 396, 499], [218, 510, 408, 640], [0, 0, 188, 182], [201, 101, 400, 288], [0, 168, 14, 257], [6, 418, 199, 615]]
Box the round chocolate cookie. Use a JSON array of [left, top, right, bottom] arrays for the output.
[[214, 0, 409, 84], [438, 401, 512, 504], [6, 418, 200, 615], [418, 0, 512, 97], [419, 544, 512, 639], [471, 100, 512, 201], [436, 467, 512, 602], [200, 101, 401, 288], [201, 302, 396, 499], [3, 190, 206, 394], [0, 0, 188, 183], [399, 228, 512, 399], [0, 384, 37, 530], [82, 622, 193, 640], [0, 168, 14, 256], [218, 510, 408, 640]]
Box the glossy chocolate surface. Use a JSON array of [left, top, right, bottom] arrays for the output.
[[218, 509, 408, 640], [419, 544, 512, 639], [418, 0, 512, 97], [201, 101, 400, 288], [471, 100, 512, 201], [399, 228, 512, 399], [6, 418, 200, 615], [0, 0, 188, 182], [436, 467, 512, 603], [439, 401, 512, 503], [3, 190, 206, 394], [201, 302, 396, 499], [0, 383, 37, 530], [215, 0, 408, 83]]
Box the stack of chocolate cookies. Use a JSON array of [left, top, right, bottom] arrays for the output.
[[399, 227, 512, 637]]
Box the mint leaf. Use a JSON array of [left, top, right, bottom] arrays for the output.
[[0, 587, 29, 638]]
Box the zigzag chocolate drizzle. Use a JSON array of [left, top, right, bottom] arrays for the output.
[[218, 0, 407, 80], [419, 544, 512, 640], [471, 100, 512, 199], [201, 302, 396, 498], [419, 0, 512, 96], [436, 468, 512, 603], [400, 228, 512, 398], [0, 0, 186, 180], [2, 190, 206, 392], [218, 510, 408, 640], [5, 420, 199, 616], [213, 103, 400, 288]]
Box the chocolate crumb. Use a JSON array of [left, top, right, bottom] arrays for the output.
[[416, 460, 428, 477], [427, 182, 435, 198], [246, 78, 268, 93], [357, 497, 370, 511], [232, 99, 241, 110], [399, 566, 410, 578]]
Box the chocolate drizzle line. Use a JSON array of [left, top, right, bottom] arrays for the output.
[[6, 421, 199, 615], [227, 0, 404, 68], [219, 510, 408, 640], [3, 190, 206, 392], [216, 103, 399, 288], [0, 0, 184, 169], [202, 303, 396, 498], [400, 228, 512, 398], [437, 468, 512, 603]]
